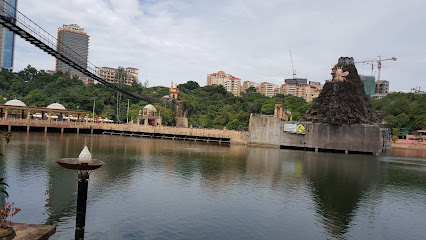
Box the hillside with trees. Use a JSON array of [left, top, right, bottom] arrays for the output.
[[1, 66, 424, 132], [371, 92, 426, 135]]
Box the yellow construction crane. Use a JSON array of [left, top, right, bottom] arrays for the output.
[[355, 56, 397, 93]]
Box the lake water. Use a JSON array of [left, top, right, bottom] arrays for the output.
[[1, 132, 425, 240]]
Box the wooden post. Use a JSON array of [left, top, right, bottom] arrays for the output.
[[27, 126, 30, 133]]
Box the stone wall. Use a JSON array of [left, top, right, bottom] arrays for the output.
[[248, 116, 382, 154]]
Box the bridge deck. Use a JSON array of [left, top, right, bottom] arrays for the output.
[[0, 118, 248, 144]]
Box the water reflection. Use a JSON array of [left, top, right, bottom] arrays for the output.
[[303, 153, 379, 238], [0, 133, 425, 240]]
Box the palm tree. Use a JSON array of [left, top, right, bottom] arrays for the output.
[[115, 67, 128, 122], [0, 132, 11, 198], [0, 178, 8, 198]]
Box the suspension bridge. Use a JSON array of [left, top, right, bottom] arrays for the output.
[[0, 0, 150, 102]]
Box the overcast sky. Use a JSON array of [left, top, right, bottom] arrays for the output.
[[14, 0, 426, 92]]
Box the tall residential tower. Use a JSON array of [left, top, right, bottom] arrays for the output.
[[0, 0, 17, 72], [55, 24, 90, 83]]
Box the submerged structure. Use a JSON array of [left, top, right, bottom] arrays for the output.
[[248, 57, 387, 155], [303, 57, 377, 125]]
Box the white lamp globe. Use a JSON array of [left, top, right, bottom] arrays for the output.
[[79, 146, 92, 164]]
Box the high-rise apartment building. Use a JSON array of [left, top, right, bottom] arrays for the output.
[[260, 82, 279, 98], [224, 77, 242, 96], [207, 71, 233, 86], [207, 71, 242, 96], [55, 24, 90, 83], [0, 0, 17, 72], [95, 67, 139, 86], [242, 81, 260, 93], [280, 84, 305, 98], [280, 83, 322, 102], [304, 84, 323, 102]]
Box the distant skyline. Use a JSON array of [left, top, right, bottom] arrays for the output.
[[13, 0, 426, 92]]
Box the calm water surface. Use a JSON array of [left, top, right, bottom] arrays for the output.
[[1, 132, 425, 240]]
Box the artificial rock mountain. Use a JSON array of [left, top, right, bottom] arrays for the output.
[[303, 57, 377, 125]]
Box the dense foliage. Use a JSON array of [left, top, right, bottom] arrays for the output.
[[0, 66, 312, 130], [1, 66, 424, 132], [371, 92, 426, 135]]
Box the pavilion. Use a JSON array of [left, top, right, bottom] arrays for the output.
[[0, 99, 90, 121]]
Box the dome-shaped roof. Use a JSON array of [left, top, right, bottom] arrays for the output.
[[47, 103, 66, 110], [143, 104, 157, 111], [4, 99, 26, 107]]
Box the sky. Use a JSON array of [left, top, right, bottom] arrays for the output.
[[13, 0, 426, 92]]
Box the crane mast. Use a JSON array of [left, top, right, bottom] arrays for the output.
[[290, 50, 296, 79], [355, 56, 397, 94]]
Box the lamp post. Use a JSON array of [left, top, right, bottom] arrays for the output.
[[92, 98, 96, 123], [126, 99, 130, 123], [56, 146, 104, 240]]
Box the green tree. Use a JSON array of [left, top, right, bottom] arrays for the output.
[[414, 115, 426, 129], [245, 86, 257, 93], [18, 64, 38, 82], [178, 81, 200, 93], [25, 89, 50, 107]]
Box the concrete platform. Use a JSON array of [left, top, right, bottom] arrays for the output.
[[4, 222, 55, 240], [249, 117, 382, 155]]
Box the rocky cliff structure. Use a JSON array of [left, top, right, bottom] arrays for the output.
[[303, 57, 377, 125]]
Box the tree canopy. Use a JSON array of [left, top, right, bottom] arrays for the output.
[[3, 66, 421, 132]]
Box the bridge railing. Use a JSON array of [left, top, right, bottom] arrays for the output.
[[0, 0, 98, 76]]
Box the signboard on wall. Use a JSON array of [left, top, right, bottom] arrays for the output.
[[284, 123, 306, 134]]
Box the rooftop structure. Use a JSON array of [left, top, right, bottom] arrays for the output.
[[5, 98, 25, 107], [140, 104, 161, 126], [169, 82, 179, 99], [284, 78, 307, 86]]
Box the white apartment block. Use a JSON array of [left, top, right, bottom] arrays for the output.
[[95, 67, 139, 86], [224, 77, 242, 96], [242, 81, 261, 93], [280, 84, 323, 102], [207, 71, 242, 96], [260, 82, 279, 98]]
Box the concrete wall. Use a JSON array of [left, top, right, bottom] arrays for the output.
[[280, 122, 381, 154], [249, 116, 382, 154], [248, 116, 282, 147]]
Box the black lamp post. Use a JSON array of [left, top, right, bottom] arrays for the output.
[[56, 147, 104, 240]]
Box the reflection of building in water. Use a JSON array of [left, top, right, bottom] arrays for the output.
[[303, 153, 379, 238], [245, 148, 307, 189]]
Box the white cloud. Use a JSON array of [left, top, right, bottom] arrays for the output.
[[13, 0, 426, 92]]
